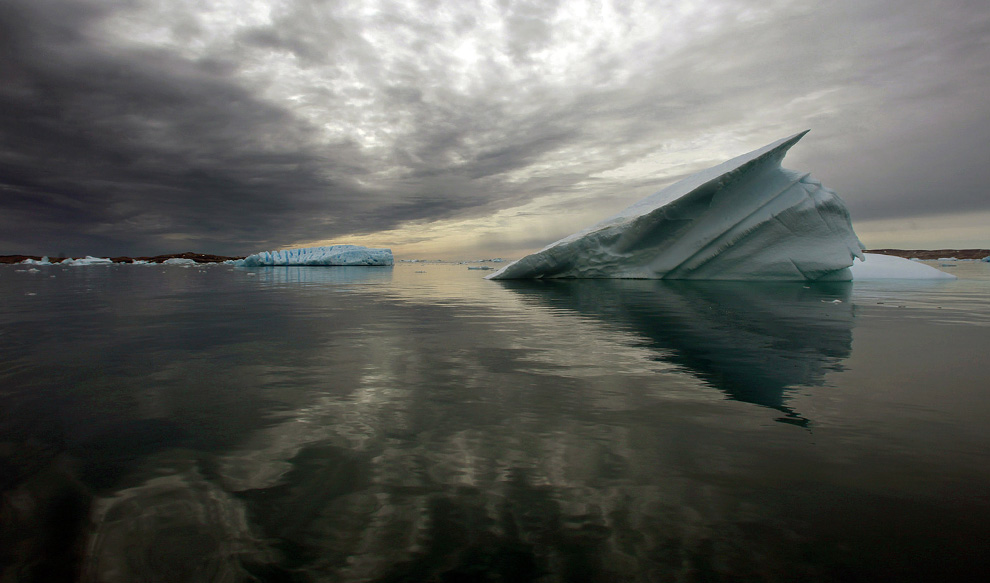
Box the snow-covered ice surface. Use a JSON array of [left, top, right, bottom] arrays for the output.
[[850, 253, 956, 280], [233, 245, 393, 267], [162, 258, 198, 266], [489, 131, 865, 281]]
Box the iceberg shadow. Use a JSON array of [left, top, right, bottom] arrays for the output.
[[497, 279, 854, 425]]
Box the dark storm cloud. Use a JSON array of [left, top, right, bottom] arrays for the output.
[[0, 0, 374, 255], [1, 0, 988, 256], [0, 0, 588, 255]]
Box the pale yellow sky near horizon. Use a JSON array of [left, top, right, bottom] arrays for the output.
[[853, 211, 990, 252]]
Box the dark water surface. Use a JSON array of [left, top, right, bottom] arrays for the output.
[[2, 261, 989, 582]]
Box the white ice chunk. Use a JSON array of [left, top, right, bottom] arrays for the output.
[[849, 253, 956, 280], [60, 256, 114, 266], [233, 245, 393, 267], [488, 131, 864, 281], [162, 257, 198, 265], [20, 256, 51, 265]]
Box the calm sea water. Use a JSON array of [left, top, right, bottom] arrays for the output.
[[2, 261, 989, 582]]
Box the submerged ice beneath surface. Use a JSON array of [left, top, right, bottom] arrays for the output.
[[489, 131, 865, 281], [233, 245, 394, 267]]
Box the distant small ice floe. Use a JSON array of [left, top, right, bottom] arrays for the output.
[[231, 245, 393, 267], [162, 258, 198, 266]]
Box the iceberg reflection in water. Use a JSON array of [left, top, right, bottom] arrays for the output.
[[2, 264, 988, 582], [234, 264, 395, 287], [498, 279, 854, 425]]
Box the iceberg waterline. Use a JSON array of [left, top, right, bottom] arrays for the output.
[[232, 245, 394, 267], [488, 131, 866, 281]]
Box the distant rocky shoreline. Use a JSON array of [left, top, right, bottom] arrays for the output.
[[864, 249, 990, 260], [0, 251, 245, 265]]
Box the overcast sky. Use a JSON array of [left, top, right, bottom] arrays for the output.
[[2, 0, 988, 258]]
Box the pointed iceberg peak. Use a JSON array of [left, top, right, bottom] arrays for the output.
[[488, 131, 865, 281]]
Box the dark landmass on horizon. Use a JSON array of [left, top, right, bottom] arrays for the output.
[[865, 249, 990, 260], [3, 249, 989, 265]]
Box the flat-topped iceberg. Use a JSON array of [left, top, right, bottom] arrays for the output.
[[62, 256, 114, 266], [233, 245, 393, 267], [488, 131, 865, 281]]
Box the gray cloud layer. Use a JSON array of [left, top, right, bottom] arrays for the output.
[[1, 0, 988, 256]]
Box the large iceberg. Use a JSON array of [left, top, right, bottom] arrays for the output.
[[233, 245, 393, 267], [488, 131, 865, 281]]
